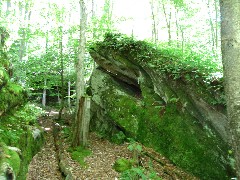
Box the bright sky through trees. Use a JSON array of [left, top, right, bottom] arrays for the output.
[[0, 0, 220, 62]]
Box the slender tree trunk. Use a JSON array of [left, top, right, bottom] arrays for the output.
[[58, 26, 64, 120], [214, 0, 218, 49], [68, 81, 71, 109], [19, 29, 25, 62], [179, 24, 184, 55], [206, 0, 216, 56], [220, 0, 240, 178], [76, 0, 86, 100], [91, 0, 97, 69], [150, 0, 158, 43], [162, 2, 171, 45], [42, 30, 49, 108], [6, 0, 11, 16], [175, 9, 179, 48], [91, 0, 96, 39], [72, 0, 88, 147], [42, 79, 47, 107], [57, 86, 61, 104]]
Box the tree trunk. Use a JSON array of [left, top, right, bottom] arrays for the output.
[[220, 0, 240, 178], [206, 0, 216, 56], [174, 9, 179, 48], [91, 0, 96, 39], [161, 2, 171, 45], [72, 97, 85, 146], [214, 0, 218, 49], [19, 29, 26, 62], [91, 0, 97, 68], [42, 79, 47, 107], [150, 0, 158, 43], [72, 96, 91, 147], [6, 0, 11, 16], [179, 25, 184, 55], [72, 0, 88, 147], [58, 26, 64, 120], [57, 86, 61, 104], [81, 97, 91, 147], [76, 0, 86, 100], [68, 81, 71, 109], [42, 29, 49, 108]]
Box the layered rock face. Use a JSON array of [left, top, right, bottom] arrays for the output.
[[89, 33, 234, 179]]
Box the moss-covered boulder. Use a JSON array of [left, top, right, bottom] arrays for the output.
[[0, 104, 44, 180], [89, 33, 234, 179], [0, 52, 27, 116], [0, 127, 43, 180], [0, 144, 21, 179], [0, 27, 44, 179]]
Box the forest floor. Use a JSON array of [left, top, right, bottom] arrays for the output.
[[26, 111, 198, 180]]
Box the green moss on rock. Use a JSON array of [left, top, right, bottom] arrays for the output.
[[0, 67, 9, 89], [0, 82, 27, 114], [0, 104, 44, 179], [138, 102, 230, 179], [17, 126, 44, 180], [90, 33, 233, 179], [0, 143, 21, 178]]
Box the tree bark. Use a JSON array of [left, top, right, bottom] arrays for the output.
[[161, 1, 172, 45], [68, 81, 71, 109], [42, 79, 47, 107], [72, 97, 85, 147], [6, 0, 11, 16], [214, 0, 219, 49], [72, 0, 88, 147], [76, 0, 86, 100], [207, 0, 216, 56], [174, 10, 179, 48], [58, 26, 64, 120], [220, 0, 240, 178], [150, 0, 158, 43], [81, 97, 91, 147]]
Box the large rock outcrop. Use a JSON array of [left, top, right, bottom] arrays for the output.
[[89, 33, 234, 179], [0, 28, 44, 180]]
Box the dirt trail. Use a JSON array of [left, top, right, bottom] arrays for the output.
[[27, 112, 63, 180], [26, 111, 198, 180]]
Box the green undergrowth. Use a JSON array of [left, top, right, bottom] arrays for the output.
[[113, 142, 162, 180], [113, 158, 135, 173], [91, 33, 221, 75], [0, 104, 44, 145], [111, 131, 126, 145], [68, 146, 92, 167]]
